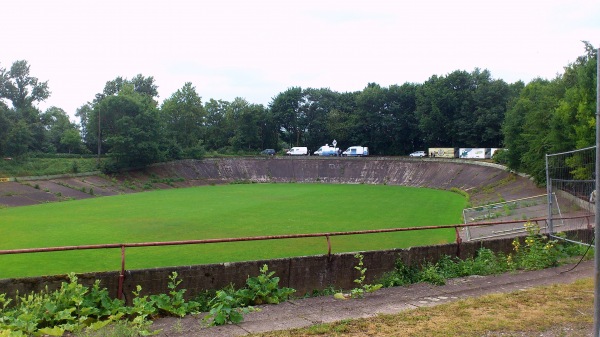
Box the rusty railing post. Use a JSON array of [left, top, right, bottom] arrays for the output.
[[117, 245, 126, 300], [455, 225, 462, 258]]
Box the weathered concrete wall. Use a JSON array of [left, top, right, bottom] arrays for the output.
[[0, 157, 543, 208], [1, 229, 589, 302], [141, 157, 543, 204]]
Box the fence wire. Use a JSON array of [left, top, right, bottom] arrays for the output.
[[546, 146, 596, 245]]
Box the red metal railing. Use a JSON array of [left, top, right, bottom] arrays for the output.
[[0, 215, 592, 299]]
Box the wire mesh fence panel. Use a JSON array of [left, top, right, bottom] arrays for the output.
[[463, 194, 558, 241], [546, 146, 596, 245]]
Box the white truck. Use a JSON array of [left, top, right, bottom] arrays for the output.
[[313, 144, 340, 156], [342, 146, 369, 157], [286, 147, 308, 156]]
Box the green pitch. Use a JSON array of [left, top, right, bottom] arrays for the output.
[[0, 183, 467, 278]]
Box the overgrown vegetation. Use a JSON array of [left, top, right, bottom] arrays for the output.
[[0, 222, 591, 336], [0, 156, 99, 177], [0, 265, 294, 336], [379, 222, 591, 287]]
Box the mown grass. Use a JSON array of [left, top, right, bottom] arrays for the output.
[[0, 184, 466, 278], [252, 278, 594, 337]]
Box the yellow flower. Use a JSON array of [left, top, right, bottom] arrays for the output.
[[512, 240, 520, 252]]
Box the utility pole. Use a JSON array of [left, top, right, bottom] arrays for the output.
[[97, 110, 101, 166], [594, 46, 600, 337]]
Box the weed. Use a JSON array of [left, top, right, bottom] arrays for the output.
[[378, 222, 589, 287], [171, 319, 183, 334], [304, 285, 341, 298], [203, 265, 294, 326], [237, 265, 295, 306], [149, 272, 201, 317], [335, 254, 382, 299], [449, 187, 470, 202], [205, 289, 254, 326], [230, 179, 252, 184], [510, 222, 562, 270]]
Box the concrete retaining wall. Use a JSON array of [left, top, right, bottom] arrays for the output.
[[0, 229, 590, 302]]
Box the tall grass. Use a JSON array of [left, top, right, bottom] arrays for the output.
[[0, 157, 99, 177]]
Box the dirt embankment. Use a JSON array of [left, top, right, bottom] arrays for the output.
[[0, 157, 544, 208]]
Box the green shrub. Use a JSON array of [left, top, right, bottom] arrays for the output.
[[510, 222, 562, 270], [149, 272, 201, 317], [205, 289, 253, 326], [378, 222, 590, 288], [203, 264, 295, 326], [492, 149, 509, 165]]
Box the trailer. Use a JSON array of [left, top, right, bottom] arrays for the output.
[[427, 147, 505, 159], [342, 146, 368, 157]]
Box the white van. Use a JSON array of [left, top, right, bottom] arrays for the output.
[[286, 147, 308, 156], [313, 144, 339, 156], [342, 146, 369, 157]]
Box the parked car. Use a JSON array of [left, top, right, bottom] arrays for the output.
[[409, 151, 426, 157], [260, 149, 276, 156]]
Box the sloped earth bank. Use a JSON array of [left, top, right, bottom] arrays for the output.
[[1, 157, 554, 243], [0, 157, 544, 208]]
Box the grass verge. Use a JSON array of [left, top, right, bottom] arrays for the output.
[[251, 277, 594, 337]]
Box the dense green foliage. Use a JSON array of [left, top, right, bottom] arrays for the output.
[[1, 43, 595, 178], [378, 222, 592, 287], [0, 266, 294, 335], [0, 156, 98, 177], [204, 264, 295, 326], [502, 42, 597, 183], [0, 184, 465, 278], [0, 62, 515, 170]]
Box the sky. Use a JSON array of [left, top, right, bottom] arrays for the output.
[[2, 0, 599, 122]]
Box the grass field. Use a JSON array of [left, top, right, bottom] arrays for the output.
[[0, 183, 467, 278]]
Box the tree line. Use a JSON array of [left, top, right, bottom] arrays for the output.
[[0, 42, 597, 183]]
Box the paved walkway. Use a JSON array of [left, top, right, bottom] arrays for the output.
[[150, 260, 594, 336]]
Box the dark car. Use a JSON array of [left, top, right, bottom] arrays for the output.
[[260, 149, 276, 156]]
